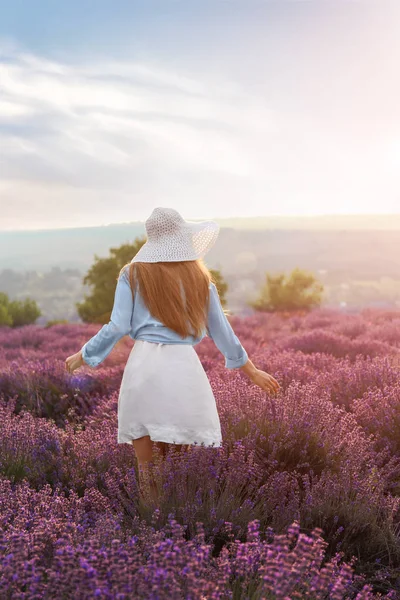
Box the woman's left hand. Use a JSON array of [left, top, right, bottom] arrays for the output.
[[65, 350, 85, 374]]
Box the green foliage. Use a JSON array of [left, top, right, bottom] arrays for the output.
[[0, 303, 13, 326], [0, 292, 41, 326], [210, 268, 228, 307], [45, 319, 69, 327], [76, 237, 146, 324], [8, 298, 42, 326], [250, 267, 324, 313]]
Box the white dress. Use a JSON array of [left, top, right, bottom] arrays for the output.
[[117, 340, 223, 447], [81, 271, 247, 446]]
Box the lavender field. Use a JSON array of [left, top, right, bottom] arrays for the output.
[[1, 308, 400, 599]]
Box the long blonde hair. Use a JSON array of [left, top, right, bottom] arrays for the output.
[[118, 259, 215, 338]]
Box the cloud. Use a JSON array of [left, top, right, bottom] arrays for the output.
[[0, 49, 278, 188], [0, 46, 286, 227], [0, 33, 399, 230]]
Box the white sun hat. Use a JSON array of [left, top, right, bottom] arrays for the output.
[[130, 207, 220, 263]]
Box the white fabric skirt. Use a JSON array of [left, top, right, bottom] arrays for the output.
[[117, 340, 223, 447]]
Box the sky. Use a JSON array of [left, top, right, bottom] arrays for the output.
[[0, 0, 399, 231]]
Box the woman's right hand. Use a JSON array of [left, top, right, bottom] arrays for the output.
[[249, 369, 280, 394], [239, 358, 280, 394]]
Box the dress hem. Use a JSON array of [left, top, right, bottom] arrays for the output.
[[118, 438, 223, 448], [118, 428, 223, 448]]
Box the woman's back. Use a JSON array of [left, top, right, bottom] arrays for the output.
[[126, 266, 208, 346], [124, 259, 211, 339]]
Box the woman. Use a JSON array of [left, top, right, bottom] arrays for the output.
[[66, 207, 280, 502]]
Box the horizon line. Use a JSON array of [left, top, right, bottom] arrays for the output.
[[2, 212, 400, 234]]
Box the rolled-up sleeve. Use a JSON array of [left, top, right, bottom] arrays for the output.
[[206, 282, 248, 369], [81, 269, 134, 367]]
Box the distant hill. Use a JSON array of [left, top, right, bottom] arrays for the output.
[[2, 213, 400, 271], [214, 213, 400, 231], [0, 223, 146, 271], [1, 214, 400, 320]]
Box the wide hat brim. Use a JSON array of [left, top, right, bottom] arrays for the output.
[[130, 218, 220, 263]]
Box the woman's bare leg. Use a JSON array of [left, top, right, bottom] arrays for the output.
[[132, 436, 159, 502], [132, 437, 191, 502]]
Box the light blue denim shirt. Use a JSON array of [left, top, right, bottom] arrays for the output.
[[81, 267, 248, 369]]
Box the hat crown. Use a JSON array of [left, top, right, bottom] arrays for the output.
[[145, 207, 185, 241], [131, 206, 219, 263]]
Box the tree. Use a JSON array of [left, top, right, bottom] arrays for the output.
[[210, 268, 228, 307], [8, 298, 42, 326], [0, 292, 41, 326], [249, 267, 324, 313]]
